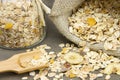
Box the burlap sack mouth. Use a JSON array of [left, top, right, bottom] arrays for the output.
[[40, 0, 120, 57]]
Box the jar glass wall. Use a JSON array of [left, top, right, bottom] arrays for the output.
[[0, 0, 46, 49]]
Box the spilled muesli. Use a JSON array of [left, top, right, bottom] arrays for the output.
[[68, 0, 120, 50], [21, 43, 120, 80]]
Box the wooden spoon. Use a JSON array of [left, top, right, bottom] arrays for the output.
[[0, 50, 48, 74]]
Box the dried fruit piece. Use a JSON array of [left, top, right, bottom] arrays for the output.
[[104, 63, 120, 75], [87, 18, 97, 26], [61, 48, 70, 54], [64, 52, 83, 64], [49, 58, 55, 64], [65, 70, 77, 78], [4, 23, 13, 29], [69, 72, 76, 78]]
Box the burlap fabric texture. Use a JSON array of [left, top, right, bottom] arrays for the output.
[[41, 0, 120, 57]]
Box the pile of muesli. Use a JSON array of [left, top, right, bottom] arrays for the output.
[[21, 43, 120, 80], [68, 0, 120, 50], [0, 0, 44, 48]]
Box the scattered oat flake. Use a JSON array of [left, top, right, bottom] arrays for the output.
[[22, 77, 28, 80], [66, 43, 70, 47], [105, 75, 111, 80], [53, 78, 59, 80], [55, 75, 61, 78], [45, 46, 51, 49], [97, 73, 103, 78], [59, 43, 65, 48], [29, 71, 36, 76], [49, 51, 55, 54], [48, 73, 56, 77]]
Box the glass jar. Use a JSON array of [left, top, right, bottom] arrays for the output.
[[0, 0, 46, 49]]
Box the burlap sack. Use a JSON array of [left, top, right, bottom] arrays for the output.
[[41, 0, 120, 57]]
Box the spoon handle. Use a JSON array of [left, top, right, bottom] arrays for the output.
[[0, 55, 20, 73], [0, 59, 14, 73]]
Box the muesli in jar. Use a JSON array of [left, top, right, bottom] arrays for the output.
[[0, 0, 45, 49]]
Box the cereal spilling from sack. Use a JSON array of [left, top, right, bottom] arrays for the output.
[[68, 0, 120, 50], [21, 43, 120, 80], [0, 1, 44, 48]]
